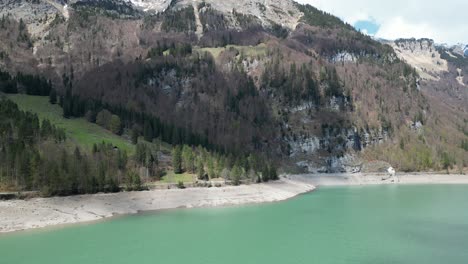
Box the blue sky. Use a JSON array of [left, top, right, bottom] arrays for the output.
[[353, 19, 380, 35], [295, 0, 468, 44]]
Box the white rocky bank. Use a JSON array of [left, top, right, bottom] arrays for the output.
[[0, 177, 314, 233]]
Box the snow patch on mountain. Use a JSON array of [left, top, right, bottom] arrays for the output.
[[456, 68, 465, 86], [127, 0, 171, 12]]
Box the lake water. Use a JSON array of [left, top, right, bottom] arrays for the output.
[[1, 185, 468, 264]]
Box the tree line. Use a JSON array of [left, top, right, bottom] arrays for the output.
[[0, 70, 52, 96], [169, 144, 279, 185], [57, 89, 215, 151], [261, 58, 321, 106], [0, 97, 147, 196]]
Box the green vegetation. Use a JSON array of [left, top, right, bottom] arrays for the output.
[[17, 18, 32, 47], [439, 49, 468, 67], [158, 143, 278, 184], [124, 170, 142, 191], [177, 181, 185, 189], [161, 6, 196, 32], [199, 6, 228, 32], [296, 3, 353, 29], [0, 70, 51, 95], [262, 58, 321, 106], [269, 23, 289, 39], [462, 139, 468, 151], [161, 172, 195, 184], [0, 98, 130, 195], [147, 42, 193, 58], [96, 109, 122, 135], [7, 95, 134, 153], [440, 151, 456, 171], [71, 0, 140, 20], [232, 10, 261, 29], [364, 131, 464, 172], [172, 145, 183, 174]]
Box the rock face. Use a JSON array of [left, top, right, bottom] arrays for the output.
[[192, 0, 301, 30], [288, 126, 389, 173], [391, 38, 448, 80], [136, 0, 302, 29], [0, 0, 62, 35], [0, 0, 302, 32], [388, 38, 468, 90]]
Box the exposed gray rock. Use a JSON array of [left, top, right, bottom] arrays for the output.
[[288, 137, 320, 157]]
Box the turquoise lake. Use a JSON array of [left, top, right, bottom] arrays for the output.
[[1, 185, 467, 264]]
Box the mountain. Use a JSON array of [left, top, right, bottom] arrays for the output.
[[0, 0, 467, 175]]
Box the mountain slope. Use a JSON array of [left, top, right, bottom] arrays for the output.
[[1, 0, 466, 173]]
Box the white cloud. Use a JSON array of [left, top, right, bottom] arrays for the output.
[[295, 0, 468, 44], [360, 28, 370, 36], [375, 17, 435, 40]]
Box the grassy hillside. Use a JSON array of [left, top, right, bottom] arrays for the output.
[[160, 172, 196, 184], [7, 94, 135, 154]]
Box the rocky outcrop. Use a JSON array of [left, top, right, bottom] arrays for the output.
[[288, 126, 389, 173], [167, 0, 302, 30], [391, 38, 448, 80], [3, 0, 302, 31]]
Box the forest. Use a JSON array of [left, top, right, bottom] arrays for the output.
[[0, 57, 279, 196], [0, 93, 278, 196]]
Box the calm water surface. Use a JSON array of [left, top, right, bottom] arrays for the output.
[[1, 185, 468, 264]]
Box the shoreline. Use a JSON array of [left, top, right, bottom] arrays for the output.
[[0, 177, 314, 234], [1, 173, 468, 234], [287, 173, 468, 186]]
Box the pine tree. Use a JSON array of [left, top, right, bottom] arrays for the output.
[[49, 89, 57, 104], [109, 115, 122, 135], [182, 145, 194, 173], [196, 159, 205, 180], [261, 165, 270, 182], [135, 143, 147, 165], [131, 126, 139, 145], [269, 165, 278, 181], [207, 157, 215, 180], [172, 145, 182, 174], [230, 165, 242, 186], [143, 121, 153, 142]]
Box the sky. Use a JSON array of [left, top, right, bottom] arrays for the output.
[[295, 0, 468, 44]]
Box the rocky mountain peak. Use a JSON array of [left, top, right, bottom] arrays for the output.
[[125, 0, 303, 30], [185, 0, 301, 29]]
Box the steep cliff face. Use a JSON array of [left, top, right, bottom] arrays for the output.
[[1, 0, 466, 172]]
